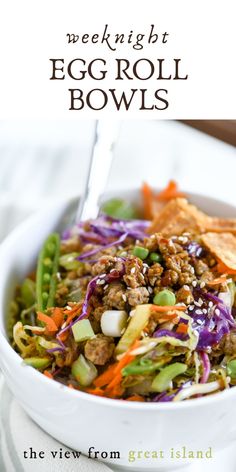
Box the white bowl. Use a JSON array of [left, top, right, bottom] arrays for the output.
[[0, 190, 236, 472]]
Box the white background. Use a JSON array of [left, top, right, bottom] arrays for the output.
[[0, 119, 235, 236], [0, 0, 235, 118]]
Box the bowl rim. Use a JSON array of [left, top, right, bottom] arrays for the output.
[[1, 190, 236, 410]]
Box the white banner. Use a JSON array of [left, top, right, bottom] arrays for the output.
[[0, 0, 235, 118]]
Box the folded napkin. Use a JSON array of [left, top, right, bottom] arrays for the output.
[[0, 374, 113, 472]]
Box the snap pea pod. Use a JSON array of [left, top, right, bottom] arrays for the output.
[[36, 233, 60, 312]]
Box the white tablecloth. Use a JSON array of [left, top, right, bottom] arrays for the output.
[[0, 375, 113, 472]]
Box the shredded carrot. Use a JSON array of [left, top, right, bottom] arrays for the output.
[[107, 384, 125, 398], [114, 339, 140, 375], [151, 305, 186, 312], [156, 180, 185, 202], [57, 330, 69, 343], [207, 275, 228, 286], [51, 307, 64, 328], [141, 182, 154, 220], [85, 387, 105, 397], [43, 370, 53, 379], [157, 314, 180, 324], [65, 310, 81, 325], [216, 261, 236, 275], [105, 340, 140, 392], [126, 395, 145, 402], [64, 304, 90, 326], [63, 303, 81, 316], [37, 312, 58, 333], [94, 363, 118, 388], [176, 323, 188, 334]]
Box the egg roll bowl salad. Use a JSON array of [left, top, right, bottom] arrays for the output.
[[8, 182, 236, 403]]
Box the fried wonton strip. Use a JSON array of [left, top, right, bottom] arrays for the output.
[[148, 198, 207, 236], [205, 217, 236, 235], [201, 232, 236, 272], [141, 181, 186, 220]]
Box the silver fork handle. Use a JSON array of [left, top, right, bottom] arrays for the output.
[[75, 120, 120, 223]]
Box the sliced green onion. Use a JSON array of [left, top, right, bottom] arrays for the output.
[[24, 357, 51, 370], [150, 252, 162, 263], [59, 252, 81, 271], [71, 354, 97, 387], [227, 359, 236, 379], [122, 358, 167, 376], [140, 358, 153, 367], [20, 278, 36, 308], [151, 362, 187, 392], [133, 246, 149, 260], [101, 198, 138, 220], [72, 319, 95, 343], [153, 289, 176, 306]]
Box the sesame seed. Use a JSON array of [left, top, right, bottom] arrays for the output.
[[179, 236, 188, 244], [196, 319, 204, 325], [143, 267, 147, 274], [183, 285, 189, 290], [66, 305, 72, 311], [148, 287, 153, 294], [189, 305, 194, 311], [215, 308, 220, 316], [110, 269, 116, 273], [203, 309, 208, 314], [192, 280, 197, 287], [194, 301, 201, 307], [122, 294, 127, 302], [195, 309, 203, 315], [103, 284, 108, 290], [131, 267, 136, 274], [200, 281, 205, 289], [190, 267, 195, 274], [209, 301, 213, 308], [96, 279, 105, 285]]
